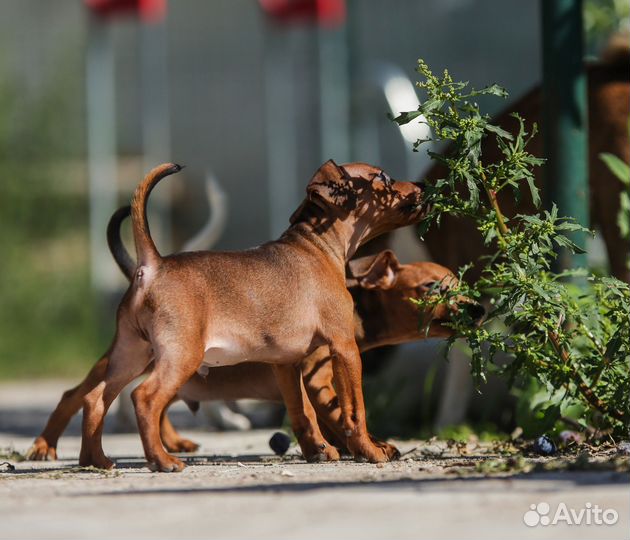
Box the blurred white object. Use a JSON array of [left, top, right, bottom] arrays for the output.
[[434, 344, 472, 430], [181, 174, 228, 252], [373, 63, 432, 180], [383, 75, 430, 146], [202, 401, 251, 431]]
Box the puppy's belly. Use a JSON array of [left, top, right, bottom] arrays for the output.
[[198, 339, 308, 376], [201, 345, 245, 369], [179, 365, 282, 402]]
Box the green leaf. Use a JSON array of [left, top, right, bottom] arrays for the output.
[[599, 152, 630, 186], [554, 234, 587, 254], [486, 123, 513, 140], [420, 97, 445, 114], [604, 333, 622, 359], [470, 84, 508, 98], [525, 176, 541, 208], [416, 215, 434, 239], [464, 171, 480, 208], [392, 110, 422, 125], [464, 129, 483, 164], [555, 221, 589, 233], [617, 192, 630, 239]]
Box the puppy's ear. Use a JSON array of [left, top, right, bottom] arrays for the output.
[[306, 160, 356, 210], [354, 250, 401, 290], [289, 198, 309, 225]]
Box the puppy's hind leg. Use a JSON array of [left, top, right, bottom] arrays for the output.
[[26, 356, 109, 461], [272, 364, 340, 462], [79, 327, 151, 470], [160, 401, 200, 453], [132, 337, 205, 472]]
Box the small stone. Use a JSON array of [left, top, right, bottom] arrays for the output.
[[280, 469, 294, 477], [617, 441, 630, 455], [559, 430, 582, 445], [532, 435, 557, 456], [269, 432, 291, 456]]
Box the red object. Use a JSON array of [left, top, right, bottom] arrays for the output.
[[258, 0, 346, 27], [85, 0, 166, 22]]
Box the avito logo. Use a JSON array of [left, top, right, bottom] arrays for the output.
[[523, 502, 618, 527]]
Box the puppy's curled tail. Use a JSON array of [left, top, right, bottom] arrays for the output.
[[107, 205, 134, 280], [131, 163, 184, 267]]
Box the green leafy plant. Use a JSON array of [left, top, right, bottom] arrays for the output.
[[394, 60, 630, 437], [599, 151, 630, 242]]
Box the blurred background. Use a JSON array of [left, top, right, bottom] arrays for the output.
[[0, 0, 628, 437]]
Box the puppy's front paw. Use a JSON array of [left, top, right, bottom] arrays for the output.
[[298, 435, 341, 463], [79, 454, 115, 470], [370, 437, 400, 461], [163, 437, 199, 454], [25, 437, 57, 461], [304, 443, 340, 463], [148, 455, 186, 473], [348, 438, 390, 463]]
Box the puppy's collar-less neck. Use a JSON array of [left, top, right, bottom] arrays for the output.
[[285, 199, 377, 267], [284, 200, 352, 268], [283, 223, 346, 270]]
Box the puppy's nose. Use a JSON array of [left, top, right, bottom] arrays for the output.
[[463, 302, 486, 322]]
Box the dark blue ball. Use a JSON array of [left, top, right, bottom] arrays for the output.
[[533, 434, 557, 455], [269, 431, 291, 456]]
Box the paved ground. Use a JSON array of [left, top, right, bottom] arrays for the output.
[[0, 380, 628, 540]]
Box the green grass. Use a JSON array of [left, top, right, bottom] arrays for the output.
[[436, 423, 508, 443], [0, 48, 113, 379], [0, 178, 110, 379]]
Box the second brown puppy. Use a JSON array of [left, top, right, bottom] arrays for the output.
[[27, 247, 476, 462]]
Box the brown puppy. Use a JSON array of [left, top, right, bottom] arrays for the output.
[[171, 251, 480, 455], [78, 160, 424, 471], [27, 248, 471, 461]]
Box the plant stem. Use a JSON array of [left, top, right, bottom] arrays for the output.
[[560, 415, 596, 436], [480, 167, 626, 424], [488, 188, 509, 237], [548, 331, 626, 422], [480, 170, 509, 246]]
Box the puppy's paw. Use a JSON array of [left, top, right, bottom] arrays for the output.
[[370, 437, 400, 461], [304, 443, 340, 463], [79, 454, 115, 470], [163, 437, 200, 454], [356, 448, 388, 463], [148, 455, 186, 473], [299, 436, 341, 463], [348, 438, 390, 463], [25, 437, 58, 461]]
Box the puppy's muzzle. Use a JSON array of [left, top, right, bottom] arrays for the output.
[[463, 302, 486, 325]]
